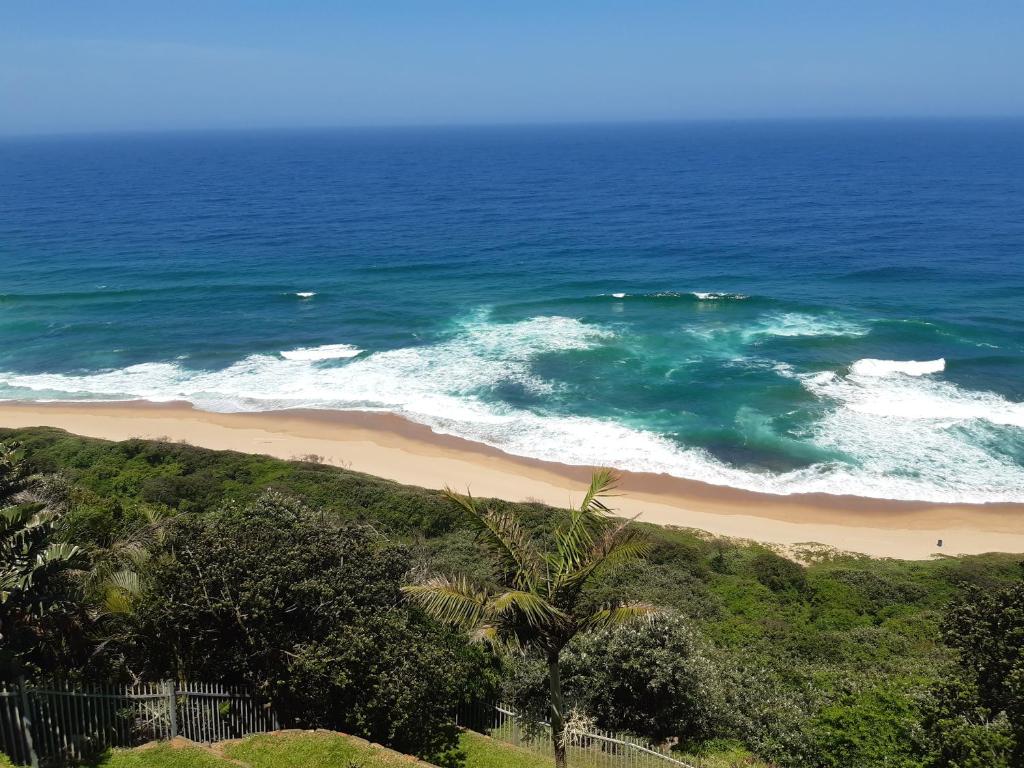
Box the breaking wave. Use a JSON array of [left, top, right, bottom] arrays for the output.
[[280, 344, 363, 361], [1, 312, 1022, 503], [692, 291, 748, 300], [850, 358, 946, 377]]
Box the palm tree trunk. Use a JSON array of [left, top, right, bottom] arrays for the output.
[[548, 652, 567, 768]]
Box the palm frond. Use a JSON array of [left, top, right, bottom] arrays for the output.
[[551, 509, 598, 575], [578, 468, 619, 514], [444, 487, 543, 589], [402, 574, 490, 629], [468, 623, 498, 644], [580, 601, 659, 632], [107, 569, 141, 597], [490, 589, 566, 628], [555, 519, 651, 594], [549, 469, 624, 582]]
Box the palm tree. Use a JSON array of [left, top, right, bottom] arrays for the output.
[[403, 469, 655, 768], [0, 442, 82, 673]]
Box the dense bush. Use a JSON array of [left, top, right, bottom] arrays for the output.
[[920, 575, 1024, 767], [810, 682, 925, 768], [115, 490, 497, 764], [750, 551, 808, 595], [502, 614, 725, 747], [565, 615, 725, 746]]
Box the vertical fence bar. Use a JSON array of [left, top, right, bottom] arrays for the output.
[[166, 680, 178, 740], [16, 678, 39, 768]]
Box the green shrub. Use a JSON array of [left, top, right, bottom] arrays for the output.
[[118, 490, 496, 764], [750, 552, 807, 595]]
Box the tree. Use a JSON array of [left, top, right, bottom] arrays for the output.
[[502, 613, 725, 747], [0, 442, 83, 677], [117, 490, 494, 764], [923, 574, 1024, 767], [403, 469, 656, 768]]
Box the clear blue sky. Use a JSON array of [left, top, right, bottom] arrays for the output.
[[2, 0, 1022, 135]]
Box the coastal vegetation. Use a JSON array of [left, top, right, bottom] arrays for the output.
[[1, 426, 1022, 767], [404, 471, 655, 768]]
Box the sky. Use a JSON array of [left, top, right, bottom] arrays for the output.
[[1, 1, 1022, 135]]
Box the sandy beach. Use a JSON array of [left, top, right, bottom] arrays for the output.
[[1, 400, 1022, 559]]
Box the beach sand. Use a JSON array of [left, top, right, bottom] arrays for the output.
[[1, 400, 1022, 559]]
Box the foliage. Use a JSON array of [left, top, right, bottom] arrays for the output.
[[503, 614, 725, 747], [113, 491, 496, 765], [750, 551, 807, 595], [919, 679, 1015, 768], [0, 442, 84, 677], [4, 427, 1024, 768], [920, 573, 1024, 767], [403, 469, 655, 767], [810, 682, 926, 768]]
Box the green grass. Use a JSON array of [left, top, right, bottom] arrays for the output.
[[1, 732, 440, 768], [96, 743, 231, 768], [223, 731, 436, 767], [459, 730, 552, 768]]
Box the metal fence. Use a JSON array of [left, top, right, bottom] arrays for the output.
[[0, 679, 277, 767], [457, 701, 698, 768]]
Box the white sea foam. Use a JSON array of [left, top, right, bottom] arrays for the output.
[[794, 366, 1024, 500], [850, 358, 945, 377], [692, 291, 747, 300], [750, 312, 868, 339], [611, 292, 627, 298], [804, 367, 1024, 429], [294, 292, 316, 298], [685, 312, 869, 355], [280, 344, 363, 361], [2, 313, 1022, 504]]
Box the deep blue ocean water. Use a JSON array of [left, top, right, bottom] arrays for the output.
[[1, 121, 1023, 502]]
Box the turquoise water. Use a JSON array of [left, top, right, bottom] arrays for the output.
[[1, 121, 1023, 502]]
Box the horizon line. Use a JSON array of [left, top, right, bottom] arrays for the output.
[[2, 113, 1024, 141]]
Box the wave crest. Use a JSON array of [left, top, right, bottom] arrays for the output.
[[850, 358, 945, 377], [692, 291, 748, 300], [281, 344, 363, 361]]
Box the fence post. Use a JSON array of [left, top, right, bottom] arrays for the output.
[[165, 681, 178, 739], [16, 677, 39, 768]]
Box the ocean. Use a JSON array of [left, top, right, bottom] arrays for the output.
[[1, 120, 1022, 503]]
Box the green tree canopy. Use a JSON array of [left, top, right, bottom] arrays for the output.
[[924, 572, 1024, 767], [116, 490, 495, 764]]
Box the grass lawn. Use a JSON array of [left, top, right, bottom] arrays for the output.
[[92, 743, 231, 768], [223, 731, 435, 767], [459, 730, 552, 768], [2, 731, 438, 768]]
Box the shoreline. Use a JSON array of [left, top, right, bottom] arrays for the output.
[[1, 400, 1022, 559]]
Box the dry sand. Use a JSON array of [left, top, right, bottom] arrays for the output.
[[1, 400, 1022, 559]]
